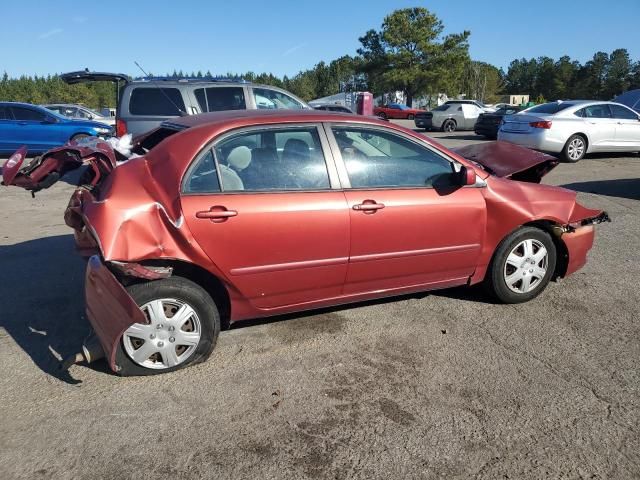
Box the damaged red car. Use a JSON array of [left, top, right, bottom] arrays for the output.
[[2, 110, 609, 376]]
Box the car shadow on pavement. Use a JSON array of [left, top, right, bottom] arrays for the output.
[[0, 234, 93, 384], [562, 178, 640, 201]]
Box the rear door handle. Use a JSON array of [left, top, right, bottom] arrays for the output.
[[353, 201, 385, 213], [195, 206, 237, 222]]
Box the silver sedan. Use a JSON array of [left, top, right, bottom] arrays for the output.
[[498, 100, 640, 162]]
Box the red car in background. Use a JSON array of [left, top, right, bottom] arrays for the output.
[[3, 110, 608, 376], [374, 103, 426, 120]]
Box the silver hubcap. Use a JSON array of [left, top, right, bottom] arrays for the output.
[[503, 239, 548, 294], [123, 298, 201, 369], [567, 138, 585, 160]]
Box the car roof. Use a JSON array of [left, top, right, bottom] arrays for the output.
[[165, 109, 380, 129], [0, 101, 47, 108]]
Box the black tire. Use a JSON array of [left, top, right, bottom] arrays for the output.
[[441, 119, 456, 132], [407, 114, 415, 120], [562, 134, 587, 162], [377, 112, 387, 120], [484, 227, 557, 304], [114, 276, 220, 376]]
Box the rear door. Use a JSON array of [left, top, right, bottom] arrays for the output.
[[580, 104, 617, 148], [609, 104, 640, 150], [181, 124, 350, 310], [327, 124, 485, 295]]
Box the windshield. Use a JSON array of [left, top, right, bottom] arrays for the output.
[[390, 104, 409, 110]]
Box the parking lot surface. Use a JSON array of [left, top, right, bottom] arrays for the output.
[[1, 128, 639, 479]]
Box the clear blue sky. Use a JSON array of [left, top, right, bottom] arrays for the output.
[[1, 0, 638, 78]]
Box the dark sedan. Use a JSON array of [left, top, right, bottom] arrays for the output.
[[474, 106, 523, 139]]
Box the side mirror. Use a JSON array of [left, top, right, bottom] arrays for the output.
[[461, 166, 476, 186], [88, 114, 94, 120]]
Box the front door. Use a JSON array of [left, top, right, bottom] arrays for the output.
[[609, 104, 640, 150], [581, 104, 618, 148], [181, 124, 349, 309], [328, 125, 486, 295]]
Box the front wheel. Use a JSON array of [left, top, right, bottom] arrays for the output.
[[115, 276, 220, 376], [484, 227, 557, 304]]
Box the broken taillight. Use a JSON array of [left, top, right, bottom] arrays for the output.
[[116, 119, 127, 137], [530, 121, 552, 129]]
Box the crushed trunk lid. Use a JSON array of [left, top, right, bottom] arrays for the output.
[[1, 137, 118, 194], [452, 141, 559, 183]]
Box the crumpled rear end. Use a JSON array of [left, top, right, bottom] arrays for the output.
[[85, 255, 147, 372]]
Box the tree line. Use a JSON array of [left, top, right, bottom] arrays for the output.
[[1, 8, 638, 109]]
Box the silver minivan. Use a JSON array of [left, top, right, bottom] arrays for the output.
[[60, 71, 310, 137]]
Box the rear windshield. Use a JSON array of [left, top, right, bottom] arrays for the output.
[[129, 88, 185, 116], [526, 103, 574, 114], [131, 127, 183, 155]]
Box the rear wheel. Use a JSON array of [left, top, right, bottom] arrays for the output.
[[407, 114, 415, 120], [484, 227, 556, 304], [377, 112, 387, 120], [115, 276, 220, 376], [442, 119, 456, 132], [563, 134, 587, 162]]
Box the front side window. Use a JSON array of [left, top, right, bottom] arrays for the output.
[[331, 127, 455, 188], [610, 104, 638, 120], [11, 107, 47, 121], [432, 104, 450, 112], [0, 106, 10, 120], [129, 87, 186, 115], [253, 88, 304, 110], [194, 87, 246, 112], [185, 126, 330, 193]]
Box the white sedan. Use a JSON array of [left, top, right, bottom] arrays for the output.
[[498, 101, 640, 162]]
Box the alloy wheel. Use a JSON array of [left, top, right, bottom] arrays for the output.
[[567, 137, 585, 161], [123, 298, 202, 369], [503, 239, 549, 294]]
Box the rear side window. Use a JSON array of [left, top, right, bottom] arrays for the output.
[[11, 107, 46, 121], [183, 150, 221, 194], [253, 88, 305, 110], [527, 103, 573, 114], [0, 106, 10, 120], [194, 87, 246, 112], [610, 104, 638, 120], [129, 88, 185, 115]]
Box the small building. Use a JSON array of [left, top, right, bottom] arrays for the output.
[[500, 94, 530, 106]]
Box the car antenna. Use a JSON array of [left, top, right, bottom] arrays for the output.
[[134, 61, 188, 116]]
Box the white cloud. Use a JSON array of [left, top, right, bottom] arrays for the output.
[[38, 28, 63, 40], [282, 42, 307, 57]]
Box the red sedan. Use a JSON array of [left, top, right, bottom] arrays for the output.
[[4, 111, 608, 376], [373, 103, 426, 120]]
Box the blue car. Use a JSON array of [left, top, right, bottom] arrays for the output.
[[0, 102, 113, 155]]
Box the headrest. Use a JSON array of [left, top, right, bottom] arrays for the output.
[[227, 146, 251, 171]]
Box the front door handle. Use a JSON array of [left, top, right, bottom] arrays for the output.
[[195, 206, 237, 223], [353, 200, 385, 213]]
